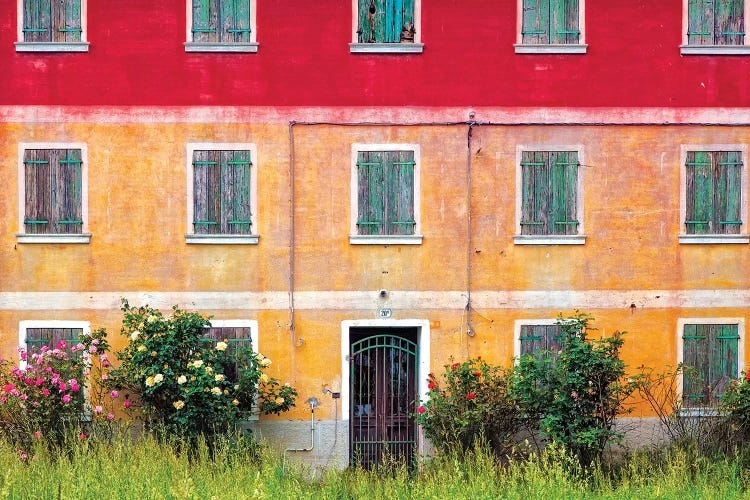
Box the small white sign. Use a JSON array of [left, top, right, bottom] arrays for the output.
[[378, 308, 393, 319]]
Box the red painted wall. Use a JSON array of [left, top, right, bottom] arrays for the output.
[[1, 1, 749, 107]]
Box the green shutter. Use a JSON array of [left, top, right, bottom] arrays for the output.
[[24, 150, 51, 234], [717, 151, 743, 235], [520, 325, 562, 362], [520, 151, 544, 235], [715, 0, 744, 45], [193, 0, 218, 43], [357, 152, 385, 235], [23, 0, 52, 42], [683, 324, 709, 405], [56, 149, 83, 234], [714, 324, 740, 396], [193, 150, 221, 234], [358, 0, 414, 43], [550, 151, 578, 235], [58, 0, 82, 42], [683, 323, 739, 407], [685, 151, 713, 234], [225, 150, 253, 235], [522, 0, 550, 44], [550, 0, 579, 44], [688, 0, 715, 45], [26, 328, 82, 356], [385, 151, 415, 235], [228, 0, 252, 42]]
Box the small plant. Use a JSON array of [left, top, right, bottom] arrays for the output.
[[107, 300, 297, 440], [416, 357, 523, 455], [511, 312, 634, 465]]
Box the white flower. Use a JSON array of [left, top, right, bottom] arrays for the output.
[[154, 373, 164, 384], [173, 400, 185, 410], [145, 376, 155, 387], [232, 399, 240, 406], [275, 397, 285, 405], [211, 387, 222, 395], [214, 374, 224, 382], [259, 374, 270, 384], [260, 358, 271, 367], [216, 341, 228, 352], [193, 359, 204, 368], [147, 315, 158, 323], [177, 375, 187, 385], [205, 366, 213, 374], [130, 330, 140, 341], [255, 353, 264, 362], [137, 345, 147, 352]]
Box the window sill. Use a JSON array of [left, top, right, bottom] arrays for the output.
[[679, 234, 749, 244], [678, 407, 721, 417], [185, 234, 259, 245], [514, 44, 587, 54], [680, 45, 750, 55], [513, 234, 587, 245], [349, 234, 423, 245], [184, 42, 259, 53], [349, 43, 424, 54], [15, 42, 89, 52], [16, 233, 92, 244]]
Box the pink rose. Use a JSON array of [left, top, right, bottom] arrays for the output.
[[110, 390, 119, 399], [417, 406, 426, 414], [41, 389, 50, 397], [94, 405, 103, 414], [61, 394, 71, 404], [3, 384, 15, 394], [123, 400, 132, 409], [107, 413, 115, 421]]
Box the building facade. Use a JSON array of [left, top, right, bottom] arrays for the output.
[[2, 0, 750, 468]]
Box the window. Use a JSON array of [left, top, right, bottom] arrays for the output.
[[350, 0, 423, 53], [679, 146, 748, 244], [682, 0, 750, 54], [19, 320, 90, 370], [18, 144, 90, 244], [678, 319, 743, 410], [16, 0, 89, 52], [515, 148, 585, 245], [186, 144, 258, 244], [185, 0, 257, 52], [515, 0, 587, 53], [203, 320, 259, 419], [516, 321, 563, 361], [350, 145, 422, 244]]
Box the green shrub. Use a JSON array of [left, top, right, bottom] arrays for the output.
[[415, 357, 523, 455]]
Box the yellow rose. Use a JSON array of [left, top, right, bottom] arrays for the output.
[[259, 374, 270, 383], [260, 358, 271, 367], [214, 374, 224, 382], [137, 345, 147, 352], [173, 400, 185, 410], [232, 399, 240, 406], [275, 397, 285, 405], [211, 387, 222, 395], [216, 341, 228, 352], [205, 366, 213, 374], [153, 373, 164, 383], [130, 330, 140, 341], [177, 375, 187, 385], [193, 360, 204, 368], [145, 376, 155, 387]]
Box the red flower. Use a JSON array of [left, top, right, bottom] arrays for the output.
[[466, 392, 476, 400], [3, 384, 15, 394], [427, 381, 436, 390], [746, 372, 750, 381], [417, 406, 426, 414], [475, 371, 481, 377], [477, 356, 481, 360], [78, 433, 87, 440], [451, 363, 459, 370]]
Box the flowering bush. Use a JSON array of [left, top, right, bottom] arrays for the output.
[[415, 358, 522, 455], [107, 300, 297, 440], [719, 371, 750, 444], [0, 328, 109, 450]]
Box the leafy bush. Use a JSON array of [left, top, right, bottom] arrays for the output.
[[511, 312, 633, 464], [107, 300, 297, 440], [415, 357, 523, 455]]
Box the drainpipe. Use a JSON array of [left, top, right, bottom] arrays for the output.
[[282, 397, 318, 473], [466, 120, 475, 338]]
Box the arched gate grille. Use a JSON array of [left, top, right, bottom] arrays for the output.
[[350, 331, 418, 468]]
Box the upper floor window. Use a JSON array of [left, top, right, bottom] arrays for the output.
[[679, 146, 748, 244], [350, 145, 422, 245], [350, 0, 423, 53], [186, 144, 259, 244], [515, 0, 587, 54], [682, 0, 750, 54], [17, 144, 91, 244], [515, 148, 586, 245], [16, 0, 89, 52], [185, 0, 258, 53]]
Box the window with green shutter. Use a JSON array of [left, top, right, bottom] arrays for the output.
[[22, 0, 82, 43], [193, 150, 253, 235], [521, 0, 580, 45], [357, 150, 416, 236], [682, 323, 739, 407], [23, 149, 83, 235], [685, 151, 742, 235], [25, 327, 82, 358], [203, 325, 254, 384], [520, 151, 579, 236], [357, 0, 416, 43], [687, 0, 745, 46], [519, 324, 563, 361], [191, 0, 251, 43]]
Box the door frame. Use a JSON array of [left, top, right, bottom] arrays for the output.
[[341, 319, 430, 428]]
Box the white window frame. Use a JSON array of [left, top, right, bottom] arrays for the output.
[[679, 144, 749, 244], [184, 0, 258, 52], [514, 0, 587, 54], [681, 0, 750, 54], [514, 144, 586, 245], [677, 317, 745, 416], [18, 320, 91, 371], [185, 143, 259, 245], [513, 318, 560, 360], [17, 142, 91, 244], [15, 0, 89, 52], [349, 0, 424, 53], [350, 143, 422, 245]]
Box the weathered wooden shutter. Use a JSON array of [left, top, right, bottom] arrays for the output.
[[688, 0, 716, 45], [224, 150, 252, 234], [550, 0, 580, 44], [716, 151, 743, 234], [551, 151, 578, 235], [221, 0, 251, 43], [357, 151, 385, 235], [522, 0, 550, 44], [519, 325, 562, 359], [26, 327, 82, 357], [715, 0, 744, 45], [24, 149, 52, 234], [358, 0, 415, 43], [521, 151, 578, 235], [521, 151, 548, 235], [683, 323, 738, 406], [23, 0, 52, 42], [685, 151, 713, 234], [24, 149, 82, 235], [193, 150, 221, 234], [56, 0, 82, 42], [385, 151, 415, 235], [55, 149, 83, 234], [193, 0, 219, 43]]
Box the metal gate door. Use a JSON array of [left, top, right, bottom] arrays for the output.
[[350, 331, 418, 468]]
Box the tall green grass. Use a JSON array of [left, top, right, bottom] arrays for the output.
[[0, 435, 747, 499]]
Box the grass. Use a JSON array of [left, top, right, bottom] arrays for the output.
[[0, 435, 747, 499]]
